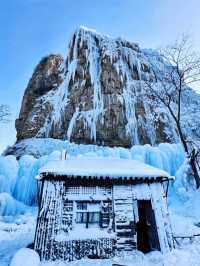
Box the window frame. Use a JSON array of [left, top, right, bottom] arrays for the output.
[[75, 201, 101, 228]]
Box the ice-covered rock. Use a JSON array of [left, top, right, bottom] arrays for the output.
[[11, 27, 200, 149]]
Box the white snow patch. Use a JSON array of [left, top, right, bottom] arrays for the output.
[[0, 213, 36, 266], [10, 248, 40, 266], [55, 227, 115, 242], [40, 156, 171, 180]]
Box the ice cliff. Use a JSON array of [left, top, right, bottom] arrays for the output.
[[14, 27, 200, 148]]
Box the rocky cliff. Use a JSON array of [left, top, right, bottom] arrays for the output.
[[15, 27, 200, 148]]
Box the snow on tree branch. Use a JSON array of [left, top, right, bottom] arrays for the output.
[[144, 35, 200, 188], [0, 104, 11, 123]]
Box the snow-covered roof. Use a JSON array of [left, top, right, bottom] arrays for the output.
[[39, 156, 171, 181]]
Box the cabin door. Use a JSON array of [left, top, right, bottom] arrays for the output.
[[137, 200, 160, 253]]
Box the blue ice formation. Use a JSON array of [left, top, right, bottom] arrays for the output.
[[0, 139, 185, 216]]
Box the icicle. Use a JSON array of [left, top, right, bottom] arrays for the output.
[[123, 80, 140, 145], [67, 108, 80, 141]]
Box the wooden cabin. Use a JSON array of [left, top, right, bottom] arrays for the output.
[[34, 156, 173, 261]]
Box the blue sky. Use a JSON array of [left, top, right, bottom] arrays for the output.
[[0, 0, 200, 153]]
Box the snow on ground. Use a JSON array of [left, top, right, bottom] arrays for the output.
[[0, 211, 36, 266], [40, 244, 200, 266]]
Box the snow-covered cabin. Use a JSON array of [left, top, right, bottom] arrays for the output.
[[34, 156, 173, 261]]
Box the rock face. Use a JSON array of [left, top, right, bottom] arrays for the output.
[[16, 54, 64, 139], [15, 27, 200, 147]]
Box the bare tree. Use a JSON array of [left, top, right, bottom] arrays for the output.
[[145, 36, 200, 188], [0, 104, 11, 123]]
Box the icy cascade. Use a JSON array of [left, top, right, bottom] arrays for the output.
[[15, 26, 200, 147], [59, 27, 173, 145], [67, 27, 104, 141], [0, 138, 185, 216], [38, 27, 104, 142]]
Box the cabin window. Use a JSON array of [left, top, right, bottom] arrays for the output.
[[76, 212, 100, 224], [75, 201, 100, 228], [76, 212, 87, 223]]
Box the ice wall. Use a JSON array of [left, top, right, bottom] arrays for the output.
[[0, 139, 186, 216], [0, 155, 19, 194], [33, 27, 185, 146]]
